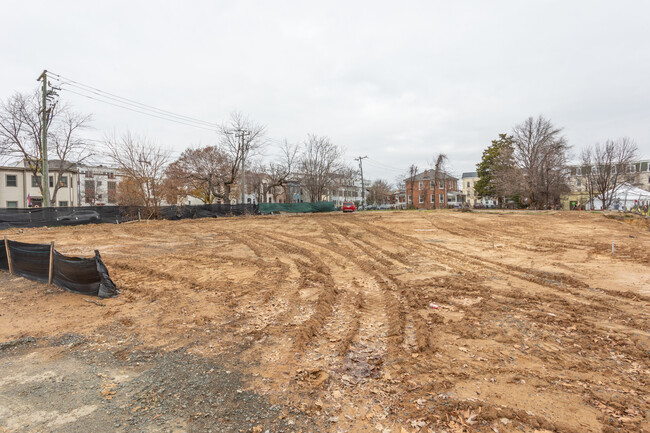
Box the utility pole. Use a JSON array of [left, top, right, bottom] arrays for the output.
[[37, 70, 50, 207], [230, 129, 250, 204], [355, 156, 368, 210]]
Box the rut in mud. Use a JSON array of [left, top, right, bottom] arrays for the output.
[[1, 210, 648, 433]]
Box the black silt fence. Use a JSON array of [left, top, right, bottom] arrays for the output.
[[0, 203, 259, 230], [2, 238, 118, 298], [8, 240, 50, 283]]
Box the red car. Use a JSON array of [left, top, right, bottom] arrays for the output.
[[342, 202, 357, 212]]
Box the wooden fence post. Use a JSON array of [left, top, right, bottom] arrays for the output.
[[48, 241, 55, 284], [4, 236, 13, 275]]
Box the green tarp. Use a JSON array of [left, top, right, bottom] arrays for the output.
[[259, 201, 335, 214]]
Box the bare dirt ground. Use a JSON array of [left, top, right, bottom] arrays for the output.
[[1, 210, 649, 433]]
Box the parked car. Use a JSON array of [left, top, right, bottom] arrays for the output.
[[56, 210, 101, 223], [342, 202, 357, 212]]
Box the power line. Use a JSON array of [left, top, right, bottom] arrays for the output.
[[365, 157, 406, 173], [49, 71, 219, 129], [60, 88, 220, 132], [50, 72, 301, 159]]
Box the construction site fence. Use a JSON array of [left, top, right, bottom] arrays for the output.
[[0, 204, 259, 230], [258, 201, 335, 214], [1, 238, 118, 298]]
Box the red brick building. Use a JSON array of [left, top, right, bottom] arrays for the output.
[[405, 169, 461, 209]]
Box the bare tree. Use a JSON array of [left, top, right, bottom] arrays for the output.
[[431, 153, 448, 209], [407, 164, 418, 209], [164, 146, 232, 204], [581, 138, 638, 210], [105, 131, 170, 217], [217, 111, 266, 203], [0, 91, 92, 205], [511, 116, 570, 209], [299, 134, 344, 202], [367, 179, 392, 206], [263, 140, 300, 202]]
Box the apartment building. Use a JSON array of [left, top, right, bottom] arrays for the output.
[[77, 165, 124, 206], [0, 162, 80, 208], [564, 159, 650, 208]]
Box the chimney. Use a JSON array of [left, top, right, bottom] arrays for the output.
[[423, 170, 428, 178]]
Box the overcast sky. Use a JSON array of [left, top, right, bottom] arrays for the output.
[[1, 1, 649, 181]]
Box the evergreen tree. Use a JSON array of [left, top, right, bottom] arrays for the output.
[[475, 133, 514, 200]]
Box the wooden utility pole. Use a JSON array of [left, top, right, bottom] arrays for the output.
[[37, 70, 50, 207], [355, 156, 368, 210], [231, 129, 250, 204]]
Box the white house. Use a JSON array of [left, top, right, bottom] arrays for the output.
[[0, 161, 80, 208]]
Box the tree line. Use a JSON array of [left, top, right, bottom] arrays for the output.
[[475, 115, 639, 210], [0, 91, 395, 214]]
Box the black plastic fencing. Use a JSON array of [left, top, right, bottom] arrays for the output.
[[1, 239, 118, 298], [0, 204, 259, 230]]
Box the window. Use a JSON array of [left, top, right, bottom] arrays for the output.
[[627, 165, 635, 173], [107, 181, 116, 191], [408, 195, 412, 204], [108, 172, 115, 179], [439, 180, 444, 188], [58, 201, 68, 207], [6, 201, 18, 208], [467, 181, 470, 188], [591, 166, 599, 174], [439, 193, 444, 203], [6, 175, 17, 187], [576, 167, 582, 176], [51, 176, 68, 188], [577, 180, 582, 187], [97, 180, 102, 186], [430, 194, 435, 203], [32, 175, 41, 187], [418, 181, 423, 190], [85, 180, 95, 190], [430, 180, 434, 189], [419, 195, 424, 203]]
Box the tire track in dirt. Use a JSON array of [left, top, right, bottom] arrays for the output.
[[315, 219, 409, 366], [245, 230, 340, 354], [350, 215, 650, 376], [255, 223, 394, 378]]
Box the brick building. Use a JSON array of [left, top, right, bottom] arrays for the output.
[[405, 169, 462, 209]]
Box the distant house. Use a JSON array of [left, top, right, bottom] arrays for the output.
[[461, 172, 496, 207], [328, 176, 365, 207], [77, 164, 124, 206], [404, 169, 462, 209], [0, 160, 80, 208], [563, 159, 650, 209]]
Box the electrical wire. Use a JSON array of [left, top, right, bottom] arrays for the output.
[[49, 71, 219, 128], [60, 88, 220, 132]]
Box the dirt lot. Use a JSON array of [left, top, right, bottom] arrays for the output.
[[1, 210, 649, 433]]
